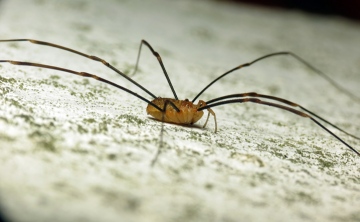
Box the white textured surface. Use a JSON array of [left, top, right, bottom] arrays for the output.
[[0, 0, 360, 221]]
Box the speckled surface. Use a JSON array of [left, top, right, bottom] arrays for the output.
[[0, 0, 359, 221]]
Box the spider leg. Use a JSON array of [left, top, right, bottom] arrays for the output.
[[192, 52, 360, 103], [199, 97, 360, 156], [131, 40, 178, 100], [202, 108, 217, 133], [0, 60, 162, 111], [0, 39, 157, 98], [206, 92, 360, 140]]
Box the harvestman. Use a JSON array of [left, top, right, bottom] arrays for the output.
[[0, 39, 359, 162]]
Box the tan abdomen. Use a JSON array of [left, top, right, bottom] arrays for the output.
[[146, 98, 204, 125]]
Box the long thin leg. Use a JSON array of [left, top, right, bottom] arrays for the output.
[[0, 39, 157, 99], [0, 60, 163, 111], [202, 108, 217, 132], [131, 40, 178, 100], [192, 52, 360, 103], [199, 97, 360, 156], [205, 92, 360, 140]]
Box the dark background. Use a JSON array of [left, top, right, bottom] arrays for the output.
[[0, 0, 359, 20], [221, 0, 360, 20]]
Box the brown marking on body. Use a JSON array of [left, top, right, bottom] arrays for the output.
[[146, 98, 217, 132]]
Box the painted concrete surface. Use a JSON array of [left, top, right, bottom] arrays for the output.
[[0, 0, 359, 221]]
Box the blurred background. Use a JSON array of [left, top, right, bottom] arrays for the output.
[[0, 0, 359, 20], [220, 0, 360, 20]]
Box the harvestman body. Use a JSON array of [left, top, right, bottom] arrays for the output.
[[0, 39, 359, 161]]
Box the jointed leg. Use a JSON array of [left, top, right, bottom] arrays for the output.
[[131, 40, 178, 100], [0, 39, 157, 99], [205, 92, 360, 140], [192, 52, 360, 103], [199, 97, 360, 156], [203, 108, 217, 133], [0, 60, 163, 111]]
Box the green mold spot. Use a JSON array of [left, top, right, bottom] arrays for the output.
[[204, 183, 214, 190], [274, 121, 286, 127], [0, 116, 9, 124], [15, 114, 35, 124], [19, 83, 24, 90], [188, 131, 205, 141], [50, 75, 60, 80], [98, 121, 109, 133], [107, 153, 117, 160], [0, 133, 15, 142], [83, 118, 96, 124], [36, 78, 67, 89], [285, 191, 319, 205], [215, 140, 227, 148], [117, 114, 145, 125], [255, 172, 276, 185], [29, 130, 58, 153], [268, 85, 280, 94], [73, 78, 90, 86], [317, 158, 335, 169], [8, 42, 20, 49], [0, 86, 12, 95], [77, 124, 89, 134], [6, 98, 31, 112], [0, 76, 16, 84], [272, 149, 288, 159]]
